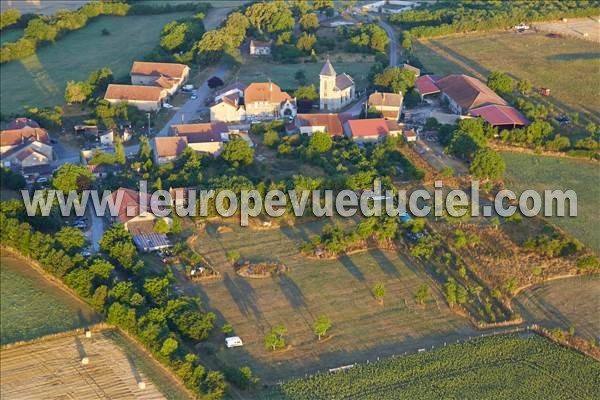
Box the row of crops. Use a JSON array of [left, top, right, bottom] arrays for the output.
[[269, 334, 600, 399]]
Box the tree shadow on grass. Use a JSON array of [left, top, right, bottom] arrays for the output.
[[276, 274, 307, 309], [546, 52, 600, 62], [339, 255, 365, 282], [369, 248, 401, 278], [222, 273, 262, 321]]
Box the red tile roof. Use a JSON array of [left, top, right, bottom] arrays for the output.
[[368, 92, 403, 108], [110, 187, 147, 224], [105, 84, 166, 102], [153, 137, 188, 158], [296, 113, 343, 136], [131, 61, 188, 79], [6, 117, 40, 130], [171, 123, 227, 143], [244, 82, 292, 105], [0, 127, 50, 147], [415, 75, 441, 96], [435, 74, 507, 111], [469, 104, 529, 127], [346, 118, 390, 138]]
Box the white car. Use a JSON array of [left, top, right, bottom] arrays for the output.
[[163, 103, 174, 109], [225, 336, 243, 348], [190, 94, 198, 100]]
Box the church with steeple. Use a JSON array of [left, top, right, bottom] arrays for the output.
[[319, 59, 355, 111]]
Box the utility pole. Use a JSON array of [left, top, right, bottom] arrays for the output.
[[146, 113, 151, 135]]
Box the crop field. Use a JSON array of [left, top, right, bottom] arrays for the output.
[[187, 218, 476, 382], [0, 329, 170, 400], [0, 11, 193, 115], [268, 333, 600, 399], [0, 256, 99, 345], [515, 276, 600, 340], [500, 152, 600, 253], [237, 55, 374, 92], [413, 31, 600, 118]]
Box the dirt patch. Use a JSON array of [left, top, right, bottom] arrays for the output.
[[235, 261, 287, 278]]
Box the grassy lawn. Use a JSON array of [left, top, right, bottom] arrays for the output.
[[0, 256, 99, 345], [0, 11, 193, 115], [187, 218, 475, 383], [413, 31, 600, 118], [515, 276, 600, 340], [236, 54, 375, 92], [267, 333, 600, 399], [500, 152, 600, 253]]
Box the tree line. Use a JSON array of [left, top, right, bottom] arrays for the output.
[[0, 204, 232, 398]]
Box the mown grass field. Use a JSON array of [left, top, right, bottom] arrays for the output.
[[515, 276, 600, 340], [500, 152, 600, 253], [188, 218, 475, 382], [413, 31, 600, 118], [237, 55, 374, 92], [0, 11, 193, 115], [267, 334, 600, 399], [0, 256, 99, 344]]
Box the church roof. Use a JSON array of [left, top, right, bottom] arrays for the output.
[[320, 59, 336, 76], [336, 73, 354, 90]]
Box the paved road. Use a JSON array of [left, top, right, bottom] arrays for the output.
[[344, 17, 400, 117], [378, 18, 399, 67], [156, 64, 229, 137]]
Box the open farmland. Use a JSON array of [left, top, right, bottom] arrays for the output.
[[187, 219, 476, 382], [237, 55, 374, 91], [0, 255, 99, 345], [534, 17, 600, 44], [500, 152, 600, 253], [268, 334, 600, 400], [0, 329, 174, 400], [0, 11, 193, 115], [413, 31, 600, 118], [515, 276, 600, 340]]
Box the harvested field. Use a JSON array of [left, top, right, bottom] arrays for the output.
[[0, 329, 166, 400], [534, 17, 600, 43], [515, 275, 600, 340], [413, 31, 600, 118]]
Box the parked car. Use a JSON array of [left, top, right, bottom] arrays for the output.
[[225, 336, 243, 348], [36, 176, 49, 184], [80, 250, 92, 257], [163, 103, 174, 109]]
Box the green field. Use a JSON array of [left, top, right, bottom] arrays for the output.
[[500, 152, 600, 253], [515, 276, 600, 340], [0, 256, 99, 344], [0, 11, 192, 115], [188, 218, 475, 382], [268, 334, 600, 399], [413, 31, 600, 118], [237, 56, 374, 91]]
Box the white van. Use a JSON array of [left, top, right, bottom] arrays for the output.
[[225, 336, 243, 348]]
